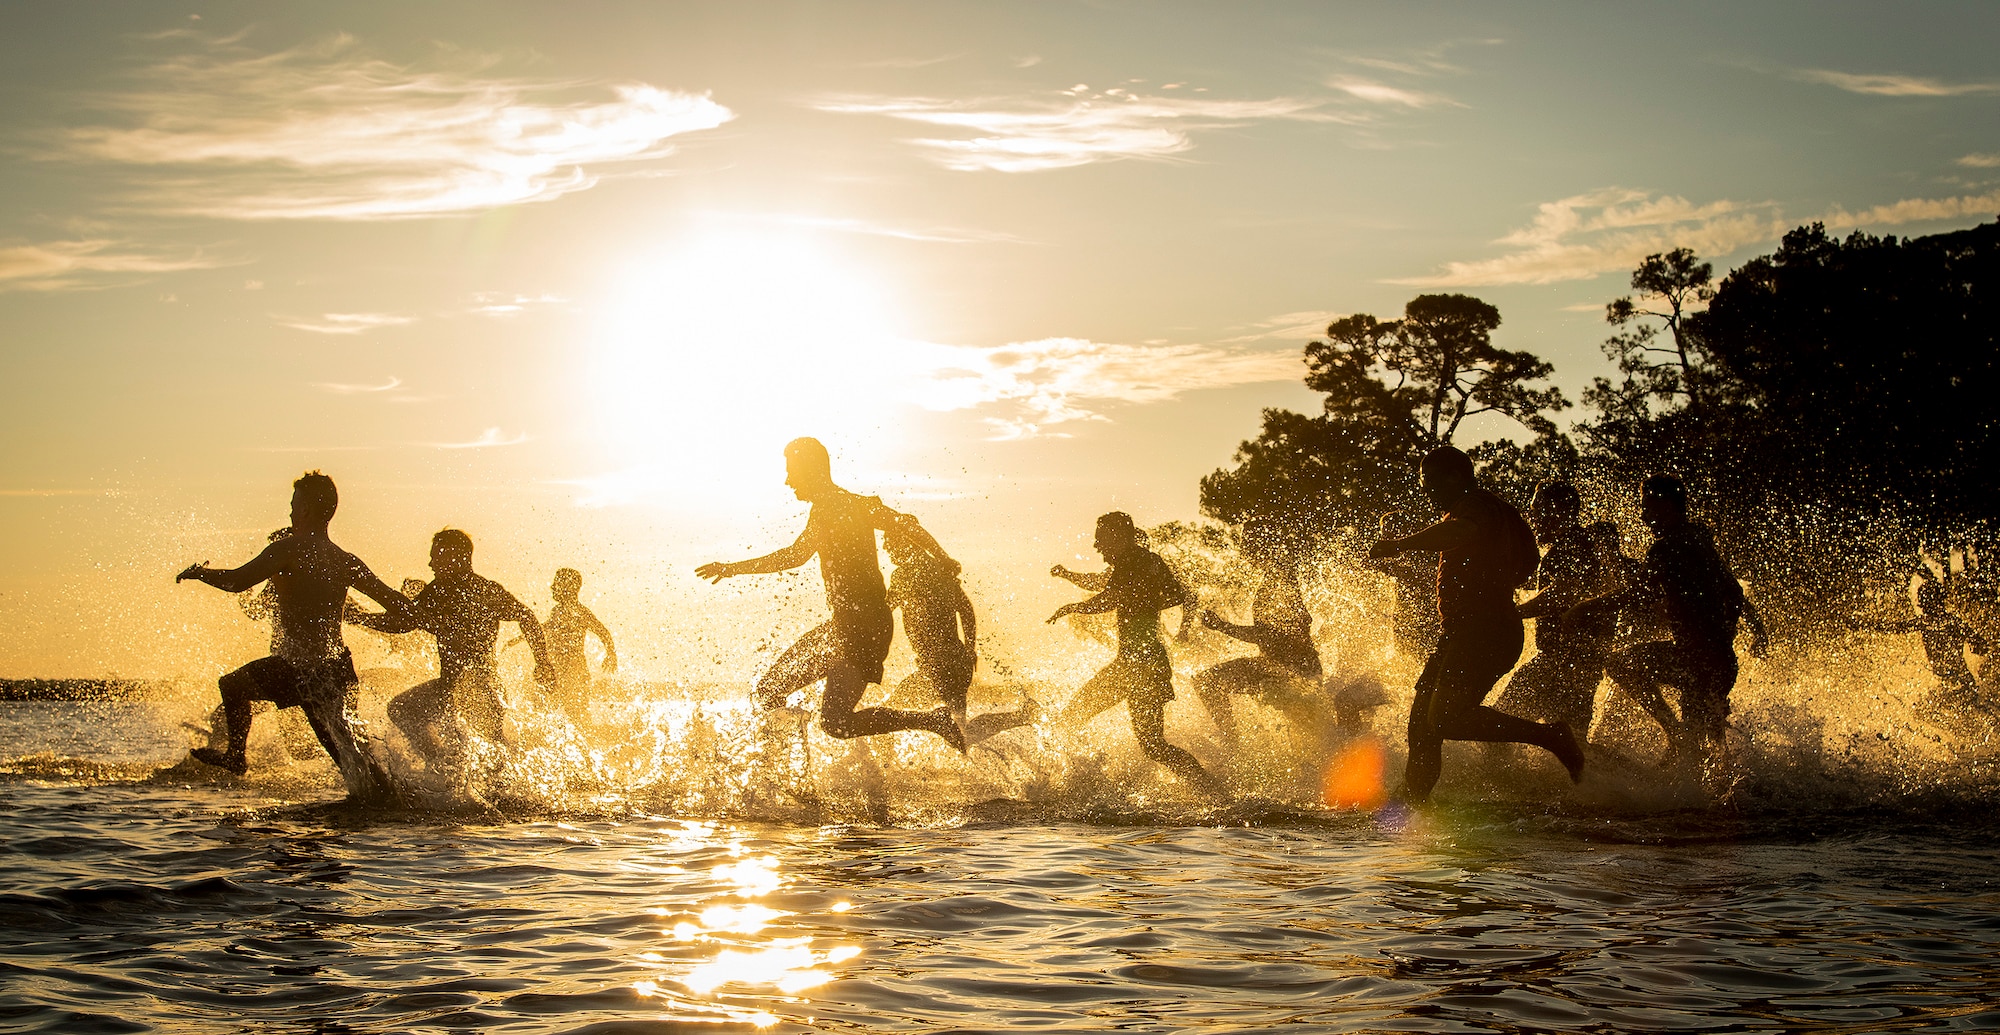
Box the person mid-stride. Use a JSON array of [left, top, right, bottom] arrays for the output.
[[1368, 446, 1586, 804], [1048, 511, 1227, 800], [696, 438, 965, 752]]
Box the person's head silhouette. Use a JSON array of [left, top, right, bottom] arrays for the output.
[[1528, 479, 1581, 545], [429, 528, 474, 578], [783, 437, 835, 502], [1640, 473, 1688, 536], [290, 471, 338, 532], [552, 567, 583, 602], [1419, 446, 1476, 511], [1094, 511, 1143, 563]]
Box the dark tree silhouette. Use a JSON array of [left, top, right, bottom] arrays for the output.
[[1599, 248, 1720, 416]]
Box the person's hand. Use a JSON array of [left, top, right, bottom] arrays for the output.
[[1367, 539, 1399, 560], [602, 654, 619, 675], [1047, 603, 1076, 624], [176, 562, 208, 584], [1049, 563, 1071, 580], [1198, 608, 1225, 630], [695, 561, 734, 584], [341, 599, 368, 622], [533, 660, 557, 690]]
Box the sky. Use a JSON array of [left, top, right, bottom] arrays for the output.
[[2, 1, 1996, 679]]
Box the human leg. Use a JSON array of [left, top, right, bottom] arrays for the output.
[[755, 623, 840, 709], [192, 656, 300, 774], [1128, 690, 1227, 799], [1605, 642, 1688, 747], [1192, 657, 1273, 747], [1057, 663, 1136, 730], [818, 660, 965, 750], [388, 678, 452, 763]]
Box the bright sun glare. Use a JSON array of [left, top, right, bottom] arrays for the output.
[[587, 229, 920, 507]]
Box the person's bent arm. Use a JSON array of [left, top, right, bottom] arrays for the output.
[[1369, 515, 1477, 559], [494, 588, 556, 687], [1742, 597, 1771, 658], [697, 529, 814, 583], [954, 585, 978, 653], [178, 541, 287, 594], [583, 606, 618, 673], [351, 570, 420, 627], [1049, 588, 1118, 623]]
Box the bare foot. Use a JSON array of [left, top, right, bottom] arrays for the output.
[[190, 747, 248, 776], [930, 708, 967, 754]]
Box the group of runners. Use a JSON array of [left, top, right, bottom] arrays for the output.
[[176, 437, 1804, 805]]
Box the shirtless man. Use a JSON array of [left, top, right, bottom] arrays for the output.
[[351, 529, 555, 768], [1494, 480, 1608, 739], [1368, 447, 1585, 803], [879, 522, 1036, 745], [543, 567, 617, 726], [175, 471, 415, 801], [1049, 511, 1226, 799], [1192, 520, 1325, 749], [1570, 473, 1765, 767], [696, 438, 965, 751]]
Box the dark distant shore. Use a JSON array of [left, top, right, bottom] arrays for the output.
[[0, 679, 176, 702]]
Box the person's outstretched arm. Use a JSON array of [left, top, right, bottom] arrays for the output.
[[1050, 564, 1110, 592], [177, 540, 288, 594], [953, 584, 977, 653], [1369, 515, 1476, 559], [350, 567, 420, 627], [1049, 586, 1118, 623], [1741, 597, 1771, 658], [582, 605, 618, 673], [697, 528, 814, 583]]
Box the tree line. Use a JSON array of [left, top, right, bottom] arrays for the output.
[[1200, 219, 2000, 622]]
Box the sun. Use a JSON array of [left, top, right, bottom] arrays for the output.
[[585, 227, 922, 507]]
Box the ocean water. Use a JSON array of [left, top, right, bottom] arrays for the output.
[[5, 686, 2000, 1034]]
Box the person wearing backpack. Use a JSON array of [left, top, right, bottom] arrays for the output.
[[1570, 473, 1757, 768], [1369, 446, 1587, 803]]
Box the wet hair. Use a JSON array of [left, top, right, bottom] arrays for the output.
[[553, 567, 583, 594], [784, 437, 831, 476], [1419, 445, 1475, 483], [1533, 479, 1581, 518], [1642, 473, 1688, 511], [431, 528, 474, 555], [292, 471, 338, 517]]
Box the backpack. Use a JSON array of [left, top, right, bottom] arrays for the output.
[[1494, 498, 1542, 590]]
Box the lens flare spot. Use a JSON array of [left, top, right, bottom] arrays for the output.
[[1323, 735, 1388, 810]]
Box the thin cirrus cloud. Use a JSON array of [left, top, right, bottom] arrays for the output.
[[1790, 68, 2000, 97], [277, 312, 417, 335], [1327, 76, 1461, 109], [1394, 185, 2000, 287], [435, 427, 530, 449], [816, 86, 1341, 172], [914, 337, 1303, 439], [1958, 153, 2000, 169], [62, 32, 734, 220], [0, 238, 224, 291], [314, 376, 402, 394]]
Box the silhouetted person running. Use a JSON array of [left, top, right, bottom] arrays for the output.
[[1049, 511, 1227, 799], [351, 529, 554, 768], [1494, 480, 1608, 739], [543, 567, 617, 726], [1192, 520, 1325, 749], [190, 528, 322, 763], [1864, 570, 1988, 704], [1368, 447, 1584, 803], [175, 471, 414, 801], [696, 438, 965, 751], [880, 521, 1037, 744], [1570, 473, 1760, 768]]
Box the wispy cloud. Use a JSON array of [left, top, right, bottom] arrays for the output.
[[468, 291, 567, 316], [816, 86, 1341, 172], [278, 312, 417, 335], [1219, 310, 1345, 344], [63, 32, 734, 220], [853, 53, 962, 70], [702, 210, 1029, 244], [1328, 76, 1461, 109], [1958, 153, 2000, 169], [1791, 68, 2000, 97], [915, 337, 1302, 439], [314, 376, 402, 394], [0, 238, 224, 290], [1399, 185, 2000, 286], [435, 427, 529, 449]]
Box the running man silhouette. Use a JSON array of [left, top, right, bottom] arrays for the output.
[[350, 529, 555, 768], [175, 471, 414, 801], [1192, 519, 1325, 749], [879, 521, 1037, 745], [188, 527, 325, 763], [1048, 511, 1227, 799], [543, 567, 618, 726], [1570, 473, 1763, 767], [1368, 447, 1585, 803], [696, 438, 965, 751], [1494, 480, 1608, 739]]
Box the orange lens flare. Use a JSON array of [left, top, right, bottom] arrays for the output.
[[1322, 736, 1387, 810]]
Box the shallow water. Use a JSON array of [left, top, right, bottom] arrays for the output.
[[6, 698, 2000, 1033]]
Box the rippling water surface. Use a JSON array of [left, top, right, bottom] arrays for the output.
[[6, 698, 2000, 1033]]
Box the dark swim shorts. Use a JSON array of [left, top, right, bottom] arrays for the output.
[[833, 606, 895, 685]]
